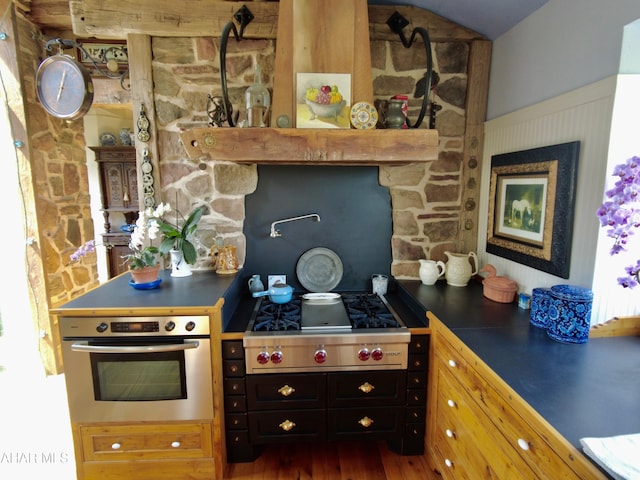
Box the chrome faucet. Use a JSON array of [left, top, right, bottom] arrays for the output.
[[270, 213, 321, 238]]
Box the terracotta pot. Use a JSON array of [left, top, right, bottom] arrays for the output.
[[129, 264, 160, 284]]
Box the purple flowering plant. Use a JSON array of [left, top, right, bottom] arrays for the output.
[[596, 155, 640, 288]]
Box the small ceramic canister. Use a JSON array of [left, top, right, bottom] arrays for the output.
[[546, 285, 593, 344], [530, 287, 552, 328]]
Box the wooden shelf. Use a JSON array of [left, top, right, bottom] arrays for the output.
[[179, 127, 439, 165]]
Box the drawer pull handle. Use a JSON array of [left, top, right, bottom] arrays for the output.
[[359, 382, 375, 394], [448, 359, 457, 368], [111, 442, 121, 450], [447, 399, 456, 408], [279, 419, 296, 431], [278, 385, 295, 397], [445, 429, 455, 438], [517, 438, 530, 451], [171, 441, 181, 448], [358, 416, 374, 428], [444, 458, 453, 468]]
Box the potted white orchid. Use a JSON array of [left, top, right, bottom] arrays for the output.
[[123, 203, 171, 283]]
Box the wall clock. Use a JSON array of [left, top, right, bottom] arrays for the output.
[[36, 54, 94, 120]]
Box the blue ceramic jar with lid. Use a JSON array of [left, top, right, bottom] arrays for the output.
[[546, 285, 593, 344]]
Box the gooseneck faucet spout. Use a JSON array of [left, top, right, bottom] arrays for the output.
[[270, 213, 321, 238]]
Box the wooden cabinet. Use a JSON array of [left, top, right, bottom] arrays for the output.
[[91, 146, 138, 278], [75, 421, 215, 480], [426, 317, 606, 479]]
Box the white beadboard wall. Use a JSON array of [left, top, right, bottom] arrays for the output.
[[477, 76, 618, 324]]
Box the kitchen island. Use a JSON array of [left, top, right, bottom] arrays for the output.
[[398, 279, 639, 479]]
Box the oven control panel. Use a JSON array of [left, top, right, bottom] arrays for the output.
[[244, 338, 410, 373], [59, 315, 210, 337]]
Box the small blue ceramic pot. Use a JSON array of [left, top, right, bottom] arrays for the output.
[[530, 288, 552, 328], [252, 283, 293, 304], [546, 285, 593, 344]]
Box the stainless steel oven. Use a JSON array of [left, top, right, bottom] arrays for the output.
[[60, 315, 212, 423]]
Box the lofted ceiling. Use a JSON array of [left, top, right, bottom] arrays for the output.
[[24, 0, 548, 40], [369, 0, 549, 39]]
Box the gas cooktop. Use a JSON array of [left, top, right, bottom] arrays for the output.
[[242, 293, 410, 373], [247, 293, 405, 333]]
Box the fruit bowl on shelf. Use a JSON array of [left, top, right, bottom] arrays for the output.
[[305, 99, 346, 120]]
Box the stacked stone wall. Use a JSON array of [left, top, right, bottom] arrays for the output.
[[152, 35, 470, 277]]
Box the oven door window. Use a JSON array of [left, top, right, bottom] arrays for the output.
[[90, 341, 187, 401]]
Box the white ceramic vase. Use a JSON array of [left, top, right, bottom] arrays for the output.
[[419, 259, 446, 285], [170, 249, 192, 277], [444, 251, 478, 287]]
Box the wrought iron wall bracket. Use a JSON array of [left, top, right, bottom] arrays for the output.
[[44, 37, 129, 89], [219, 5, 254, 127], [386, 12, 434, 129]]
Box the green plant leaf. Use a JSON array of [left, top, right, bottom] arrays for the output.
[[159, 236, 177, 255], [182, 240, 197, 264]]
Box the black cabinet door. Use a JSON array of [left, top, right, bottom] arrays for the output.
[[249, 409, 327, 444], [328, 406, 404, 440], [327, 370, 406, 407], [246, 373, 326, 410]]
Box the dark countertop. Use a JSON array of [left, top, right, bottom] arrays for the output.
[[397, 279, 640, 456], [52, 269, 240, 315]]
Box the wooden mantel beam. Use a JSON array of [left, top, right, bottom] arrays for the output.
[[68, 1, 484, 41]]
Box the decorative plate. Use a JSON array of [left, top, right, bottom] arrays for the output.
[[349, 101, 378, 130], [99, 132, 117, 146], [129, 278, 162, 290], [301, 292, 342, 304], [296, 247, 343, 293]]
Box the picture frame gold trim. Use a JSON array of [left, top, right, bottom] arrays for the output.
[[486, 141, 580, 278]]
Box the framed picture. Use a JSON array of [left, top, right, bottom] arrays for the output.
[[76, 39, 128, 75], [296, 73, 351, 128], [486, 141, 580, 278]]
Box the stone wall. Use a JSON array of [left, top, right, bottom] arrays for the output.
[[152, 35, 470, 278]]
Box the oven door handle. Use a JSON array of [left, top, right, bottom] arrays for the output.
[[69, 340, 200, 353]]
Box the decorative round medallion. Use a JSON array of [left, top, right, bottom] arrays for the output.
[[36, 54, 94, 120], [349, 101, 378, 130]]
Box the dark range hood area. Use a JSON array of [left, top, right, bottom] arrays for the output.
[[243, 165, 393, 292]]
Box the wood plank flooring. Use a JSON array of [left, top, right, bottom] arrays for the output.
[[224, 441, 441, 479]]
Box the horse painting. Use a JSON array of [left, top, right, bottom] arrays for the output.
[[511, 199, 532, 227]]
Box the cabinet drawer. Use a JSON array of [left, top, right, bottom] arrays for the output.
[[225, 395, 246, 413], [409, 334, 429, 354], [225, 377, 245, 395], [80, 422, 212, 461], [407, 388, 426, 405], [223, 359, 245, 377], [436, 369, 533, 478], [222, 340, 244, 360], [249, 409, 326, 444], [327, 370, 406, 407], [226, 413, 248, 430], [407, 370, 427, 390], [328, 406, 403, 440], [406, 405, 426, 423], [436, 335, 585, 479], [246, 373, 325, 410]]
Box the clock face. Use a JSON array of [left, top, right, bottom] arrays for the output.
[[36, 55, 94, 120]]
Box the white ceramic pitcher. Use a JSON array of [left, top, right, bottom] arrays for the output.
[[419, 259, 446, 285], [444, 251, 478, 287]]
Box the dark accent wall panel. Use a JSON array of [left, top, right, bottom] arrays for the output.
[[243, 166, 392, 292]]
